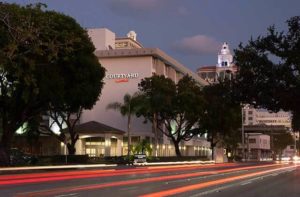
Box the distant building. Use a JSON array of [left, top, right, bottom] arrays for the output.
[[245, 133, 271, 161], [197, 42, 238, 83], [243, 107, 292, 128]]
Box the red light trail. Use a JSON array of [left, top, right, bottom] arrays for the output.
[[0, 163, 235, 185], [15, 163, 284, 197], [140, 165, 298, 197]]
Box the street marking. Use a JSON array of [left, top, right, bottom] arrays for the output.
[[119, 186, 139, 191], [55, 193, 79, 197], [190, 184, 237, 197], [166, 169, 250, 184], [241, 181, 252, 185], [189, 168, 295, 197]]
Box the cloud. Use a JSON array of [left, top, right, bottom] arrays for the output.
[[108, 0, 169, 16], [172, 35, 221, 55]]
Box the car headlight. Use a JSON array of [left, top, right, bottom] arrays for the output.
[[293, 156, 300, 161], [281, 157, 291, 161]]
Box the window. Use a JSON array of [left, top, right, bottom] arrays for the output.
[[248, 117, 253, 121], [249, 139, 256, 143], [201, 73, 206, 79], [85, 137, 105, 146], [248, 111, 253, 115], [131, 136, 140, 144]]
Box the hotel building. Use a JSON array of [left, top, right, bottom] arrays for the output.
[[71, 28, 211, 157]]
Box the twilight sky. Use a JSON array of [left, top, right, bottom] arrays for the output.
[[4, 0, 300, 71]]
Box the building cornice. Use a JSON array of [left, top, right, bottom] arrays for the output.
[[95, 48, 208, 86]]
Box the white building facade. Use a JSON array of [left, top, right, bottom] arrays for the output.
[[197, 42, 238, 83], [73, 28, 211, 157], [243, 107, 292, 128], [246, 133, 271, 161]]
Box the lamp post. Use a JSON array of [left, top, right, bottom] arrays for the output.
[[241, 106, 245, 161]]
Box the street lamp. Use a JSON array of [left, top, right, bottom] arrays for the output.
[[241, 105, 246, 161]]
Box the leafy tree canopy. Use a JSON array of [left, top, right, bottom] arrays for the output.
[[273, 132, 294, 154], [201, 79, 241, 159], [138, 75, 205, 157], [0, 3, 105, 164], [234, 16, 300, 130]]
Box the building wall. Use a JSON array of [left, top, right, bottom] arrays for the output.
[[247, 134, 270, 150], [88, 28, 116, 50], [243, 107, 291, 128], [78, 28, 211, 157], [81, 56, 153, 134]]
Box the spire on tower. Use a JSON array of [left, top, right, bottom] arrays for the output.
[[217, 42, 233, 67]]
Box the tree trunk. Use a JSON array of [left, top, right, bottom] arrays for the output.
[[211, 143, 216, 161], [0, 129, 14, 166], [279, 150, 282, 161], [174, 141, 182, 157], [67, 135, 77, 156], [67, 143, 76, 155], [67, 133, 78, 155], [0, 143, 10, 166], [210, 132, 216, 161]]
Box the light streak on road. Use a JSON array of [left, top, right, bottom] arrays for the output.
[[0, 163, 235, 186], [140, 165, 299, 197], [15, 163, 284, 197]]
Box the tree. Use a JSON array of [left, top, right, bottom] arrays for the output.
[[273, 132, 294, 160], [107, 93, 141, 160], [138, 75, 176, 156], [0, 3, 105, 164], [132, 139, 152, 156], [234, 16, 300, 130], [40, 108, 83, 155], [201, 79, 242, 160], [139, 75, 205, 157]]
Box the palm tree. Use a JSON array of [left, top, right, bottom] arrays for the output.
[[106, 92, 141, 161], [133, 139, 152, 156]]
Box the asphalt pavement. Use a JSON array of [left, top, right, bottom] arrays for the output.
[[0, 162, 299, 197]]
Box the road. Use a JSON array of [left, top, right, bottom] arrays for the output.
[[0, 162, 299, 197]]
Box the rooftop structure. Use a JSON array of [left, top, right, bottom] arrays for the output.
[[197, 42, 237, 83]]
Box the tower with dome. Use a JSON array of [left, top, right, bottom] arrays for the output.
[[197, 42, 237, 83]]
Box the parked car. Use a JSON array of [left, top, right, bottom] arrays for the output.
[[10, 148, 38, 166], [133, 154, 147, 164]]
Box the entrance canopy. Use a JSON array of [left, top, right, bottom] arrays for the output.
[[72, 121, 125, 135]]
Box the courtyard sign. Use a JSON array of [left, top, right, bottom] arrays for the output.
[[106, 73, 139, 83], [106, 73, 139, 79]]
